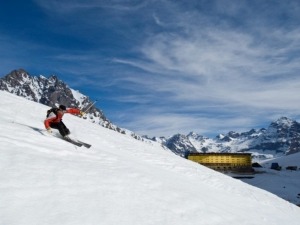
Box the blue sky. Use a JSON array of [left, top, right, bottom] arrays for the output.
[[1, 0, 300, 137]]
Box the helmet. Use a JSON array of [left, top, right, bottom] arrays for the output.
[[59, 105, 67, 110]]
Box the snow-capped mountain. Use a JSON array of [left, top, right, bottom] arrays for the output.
[[151, 117, 300, 159], [0, 69, 107, 122], [1, 90, 300, 224], [0, 69, 144, 140]]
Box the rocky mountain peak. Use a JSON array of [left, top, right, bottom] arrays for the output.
[[227, 131, 240, 138], [165, 134, 197, 155], [187, 131, 205, 140], [0, 69, 93, 111], [270, 117, 294, 129]]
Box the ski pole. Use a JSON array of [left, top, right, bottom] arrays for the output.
[[82, 100, 97, 114]]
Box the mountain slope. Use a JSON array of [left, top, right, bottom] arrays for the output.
[[0, 69, 144, 140], [1, 90, 300, 225]]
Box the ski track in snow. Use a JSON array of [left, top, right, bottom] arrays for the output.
[[0, 91, 300, 225]]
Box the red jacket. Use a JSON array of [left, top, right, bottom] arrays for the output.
[[44, 108, 81, 129]]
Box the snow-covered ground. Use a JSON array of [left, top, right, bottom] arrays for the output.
[[244, 153, 300, 206], [0, 90, 300, 225]]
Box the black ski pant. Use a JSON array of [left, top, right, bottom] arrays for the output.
[[49, 121, 70, 137]]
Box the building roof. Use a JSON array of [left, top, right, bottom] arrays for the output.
[[188, 152, 252, 156]]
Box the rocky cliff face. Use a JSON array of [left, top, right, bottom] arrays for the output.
[[0, 69, 106, 120]]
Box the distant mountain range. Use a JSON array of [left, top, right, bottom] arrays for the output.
[[2, 69, 300, 159], [148, 116, 300, 159]]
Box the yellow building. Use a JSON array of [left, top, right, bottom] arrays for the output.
[[188, 153, 253, 174]]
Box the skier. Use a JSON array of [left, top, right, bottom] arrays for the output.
[[44, 105, 84, 139]]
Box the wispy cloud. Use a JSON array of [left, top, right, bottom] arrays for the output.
[[107, 1, 300, 136], [34, 0, 151, 16]]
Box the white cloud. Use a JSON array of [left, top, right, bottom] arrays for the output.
[[109, 6, 300, 136]]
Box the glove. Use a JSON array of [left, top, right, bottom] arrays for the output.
[[46, 127, 52, 133], [80, 111, 86, 117]]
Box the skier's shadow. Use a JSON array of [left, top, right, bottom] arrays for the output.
[[13, 122, 46, 136]]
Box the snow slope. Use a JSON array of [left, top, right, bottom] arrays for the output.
[[244, 153, 300, 206], [0, 91, 300, 225]]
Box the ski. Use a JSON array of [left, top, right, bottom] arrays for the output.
[[47, 132, 90, 148], [75, 140, 92, 148], [63, 136, 83, 147]]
